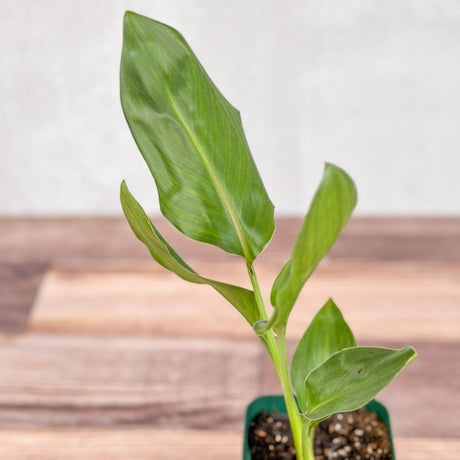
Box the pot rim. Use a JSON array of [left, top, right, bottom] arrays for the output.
[[242, 395, 395, 459]]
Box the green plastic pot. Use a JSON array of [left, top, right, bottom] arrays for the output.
[[242, 395, 395, 459]]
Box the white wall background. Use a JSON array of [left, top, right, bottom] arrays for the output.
[[1, 0, 459, 216]]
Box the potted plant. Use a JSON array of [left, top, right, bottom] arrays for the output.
[[119, 11, 416, 459]]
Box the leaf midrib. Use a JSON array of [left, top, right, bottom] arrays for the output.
[[128, 22, 253, 261], [165, 88, 252, 261]]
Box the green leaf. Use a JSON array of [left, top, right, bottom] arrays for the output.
[[303, 346, 417, 421], [270, 163, 357, 328], [120, 12, 274, 263], [291, 299, 356, 410], [120, 180, 260, 326]]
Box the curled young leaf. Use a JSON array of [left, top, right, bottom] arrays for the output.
[[303, 346, 417, 421], [121, 12, 274, 263], [270, 163, 357, 329], [291, 299, 356, 410], [120, 180, 260, 326]]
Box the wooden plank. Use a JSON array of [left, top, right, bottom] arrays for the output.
[[29, 261, 460, 342], [395, 438, 460, 460], [29, 261, 254, 339], [3, 217, 459, 334], [0, 430, 457, 460], [0, 263, 47, 333], [0, 334, 261, 429], [0, 334, 457, 438], [0, 429, 242, 460], [2, 217, 460, 264]]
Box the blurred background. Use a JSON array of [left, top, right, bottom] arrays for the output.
[[1, 0, 459, 217]]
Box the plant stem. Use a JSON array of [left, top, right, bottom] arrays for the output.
[[277, 328, 304, 460], [247, 265, 304, 459], [247, 265, 280, 373], [301, 419, 316, 460]]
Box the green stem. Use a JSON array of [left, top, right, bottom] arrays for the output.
[[247, 264, 304, 459], [278, 328, 304, 460], [247, 264, 280, 374], [301, 419, 316, 460]]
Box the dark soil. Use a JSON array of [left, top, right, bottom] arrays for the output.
[[248, 407, 392, 460]]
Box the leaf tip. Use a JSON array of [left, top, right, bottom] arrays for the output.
[[120, 179, 129, 197], [124, 10, 140, 24], [325, 162, 358, 209], [324, 297, 337, 308], [123, 10, 138, 30], [324, 161, 344, 174], [322, 298, 346, 319], [120, 180, 135, 214], [405, 345, 418, 364]]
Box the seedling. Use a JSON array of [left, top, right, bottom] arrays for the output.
[[119, 12, 416, 460]]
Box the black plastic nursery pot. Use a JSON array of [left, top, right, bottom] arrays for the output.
[[242, 395, 395, 460]]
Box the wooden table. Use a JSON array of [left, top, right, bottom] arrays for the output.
[[1, 217, 459, 459]]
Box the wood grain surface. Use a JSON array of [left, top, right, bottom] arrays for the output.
[[1, 217, 459, 459], [0, 263, 46, 332], [0, 334, 260, 429], [2, 217, 460, 264], [0, 430, 457, 460], [0, 333, 457, 438], [29, 261, 460, 342]]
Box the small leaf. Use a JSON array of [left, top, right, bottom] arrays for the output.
[[291, 299, 356, 410], [121, 12, 274, 263], [120, 180, 260, 326], [271, 163, 357, 328], [303, 346, 417, 421]]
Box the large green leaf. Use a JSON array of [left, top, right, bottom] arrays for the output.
[[303, 346, 417, 421], [120, 181, 260, 326], [271, 163, 357, 328], [291, 299, 356, 410], [121, 12, 274, 263]]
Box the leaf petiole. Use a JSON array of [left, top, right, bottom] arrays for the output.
[[277, 327, 304, 460], [301, 418, 316, 460], [247, 264, 280, 372]]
